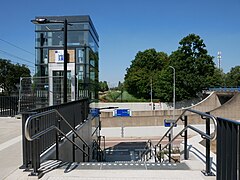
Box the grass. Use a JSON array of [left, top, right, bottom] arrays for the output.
[[99, 90, 147, 102]]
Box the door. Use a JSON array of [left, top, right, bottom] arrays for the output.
[[48, 63, 76, 106]]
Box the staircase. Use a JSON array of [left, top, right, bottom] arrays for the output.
[[18, 138, 214, 180], [18, 106, 220, 179]]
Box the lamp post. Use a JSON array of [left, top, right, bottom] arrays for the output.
[[63, 19, 68, 103], [169, 65, 175, 153], [31, 18, 69, 103], [150, 78, 153, 110], [169, 66, 175, 120]]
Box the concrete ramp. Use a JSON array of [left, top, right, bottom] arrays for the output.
[[184, 92, 221, 112], [210, 92, 240, 120]]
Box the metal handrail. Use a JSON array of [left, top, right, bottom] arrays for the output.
[[25, 109, 90, 156], [140, 139, 156, 161], [92, 139, 105, 161], [156, 109, 217, 151]]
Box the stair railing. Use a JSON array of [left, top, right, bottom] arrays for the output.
[[25, 109, 90, 176], [156, 108, 217, 176], [140, 139, 157, 162], [92, 138, 105, 162]]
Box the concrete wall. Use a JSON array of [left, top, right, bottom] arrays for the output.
[[100, 113, 209, 128], [99, 92, 240, 128], [91, 97, 201, 112], [211, 92, 240, 120], [101, 124, 215, 138], [187, 92, 221, 112]]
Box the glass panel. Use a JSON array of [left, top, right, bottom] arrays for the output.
[[36, 24, 63, 31], [36, 49, 48, 64], [52, 71, 71, 104], [88, 33, 98, 52], [68, 31, 84, 46], [90, 59, 95, 67], [68, 23, 89, 30], [51, 32, 64, 46], [77, 48, 84, 63], [79, 65, 84, 72], [36, 65, 48, 76], [90, 71, 95, 81], [78, 71, 84, 81]]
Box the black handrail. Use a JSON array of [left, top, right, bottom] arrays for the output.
[[92, 139, 104, 161], [25, 109, 90, 156], [156, 109, 217, 150], [140, 139, 157, 162], [156, 108, 217, 176]]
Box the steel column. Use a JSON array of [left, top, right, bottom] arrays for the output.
[[168, 134, 171, 162], [184, 115, 188, 160]]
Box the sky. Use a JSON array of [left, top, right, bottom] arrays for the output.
[[0, 0, 239, 87]]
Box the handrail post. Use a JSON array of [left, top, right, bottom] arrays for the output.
[[30, 119, 42, 177], [202, 112, 214, 176], [206, 112, 211, 174], [20, 113, 30, 169], [55, 117, 61, 160], [184, 115, 188, 160], [154, 146, 157, 162], [150, 142, 152, 159], [168, 134, 171, 162], [103, 136, 106, 161], [159, 144, 162, 162], [83, 144, 86, 162], [31, 138, 41, 176], [88, 146, 90, 162], [72, 134, 75, 162]]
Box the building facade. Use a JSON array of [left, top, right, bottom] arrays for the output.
[[33, 15, 99, 105]]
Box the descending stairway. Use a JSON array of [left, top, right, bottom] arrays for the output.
[[104, 141, 147, 162], [59, 161, 189, 171]]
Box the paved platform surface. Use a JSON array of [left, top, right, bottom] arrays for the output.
[[0, 117, 22, 180], [0, 117, 216, 180]]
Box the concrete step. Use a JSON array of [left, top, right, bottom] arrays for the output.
[[58, 161, 190, 171]]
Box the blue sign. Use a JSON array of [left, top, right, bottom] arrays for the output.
[[90, 108, 100, 117], [114, 109, 131, 117], [164, 119, 177, 127]]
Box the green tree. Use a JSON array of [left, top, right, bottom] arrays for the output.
[[206, 68, 226, 87], [98, 81, 109, 92], [167, 34, 215, 100], [225, 66, 240, 86], [124, 48, 168, 99], [0, 59, 31, 95]]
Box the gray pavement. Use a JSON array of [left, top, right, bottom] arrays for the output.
[[0, 117, 22, 180], [0, 117, 216, 179]]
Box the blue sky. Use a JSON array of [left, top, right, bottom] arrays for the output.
[[0, 0, 239, 87]]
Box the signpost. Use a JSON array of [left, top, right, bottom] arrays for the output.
[[114, 109, 131, 117], [164, 119, 177, 127]]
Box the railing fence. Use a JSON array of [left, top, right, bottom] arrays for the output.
[[217, 117, 239, 180], [0, 96, 18, 116], [21, 98, 89, 177]]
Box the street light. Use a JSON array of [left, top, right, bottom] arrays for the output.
[[169, 65, 175, 157], [31, 18, 69, 103], [169, 66, 175, 120], [150, 78, 153, 110]]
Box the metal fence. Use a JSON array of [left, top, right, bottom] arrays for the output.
[[21, 98, 89, 175], [217, 117, 240, 180], [0, 96, 18, 116], [19, 76, 71, 112]]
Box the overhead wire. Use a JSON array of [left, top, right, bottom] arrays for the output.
[[0, 38, 35, 56], [0, 49, 35, 69], [0, 37, 35, 73]]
